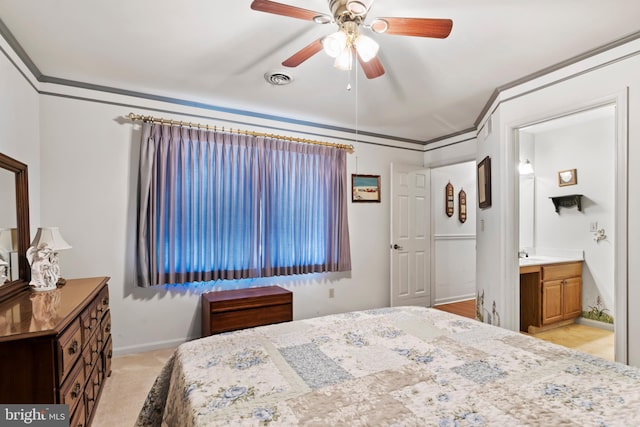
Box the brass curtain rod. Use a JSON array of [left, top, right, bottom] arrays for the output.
[[127, 113, 354, 153]]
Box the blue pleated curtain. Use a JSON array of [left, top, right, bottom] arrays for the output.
[[137, 123, 351, 287]]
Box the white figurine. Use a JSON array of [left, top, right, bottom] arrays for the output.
[[27, 243, 59, 291]]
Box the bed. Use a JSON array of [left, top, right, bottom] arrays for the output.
[[136, 306, 640, 426]]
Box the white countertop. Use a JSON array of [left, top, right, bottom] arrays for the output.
[[519, 255, 583, 267]]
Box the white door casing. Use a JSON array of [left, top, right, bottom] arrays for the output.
[[390, 163, 431, 307]]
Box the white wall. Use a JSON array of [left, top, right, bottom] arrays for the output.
[[430, 161, 476, 304], [0, 43, 40, 233], [533, 115, 615, 318], [476, 39, 640, 366], [37, 93, 424, 354]]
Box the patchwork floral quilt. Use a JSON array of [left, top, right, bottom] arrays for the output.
[[136, 306, 640, 426]]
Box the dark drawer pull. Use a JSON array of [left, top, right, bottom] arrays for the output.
[[105, 323, 111, 333], [107, 350, 113, 359], [68, 340, 79, 355], [70, 383, 81, 399], [102, 297, 109, 306]]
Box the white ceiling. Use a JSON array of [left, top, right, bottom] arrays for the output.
[[1, 0, 639, 143]]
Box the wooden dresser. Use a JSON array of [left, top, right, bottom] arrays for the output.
[[201, 286, 292, 336], [0, 277, 112, 427]]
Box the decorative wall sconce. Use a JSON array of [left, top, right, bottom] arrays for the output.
[[519, 159, 534, 175], [445, 182, 454, 217], [459, 189, 467, 223]]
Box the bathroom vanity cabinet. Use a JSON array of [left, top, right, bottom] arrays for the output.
[[520, 261, 582, 333]]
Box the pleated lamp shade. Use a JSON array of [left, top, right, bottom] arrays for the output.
[[30, 227, 72, 251]]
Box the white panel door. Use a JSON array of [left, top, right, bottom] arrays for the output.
[[390, 164, 430, 307]]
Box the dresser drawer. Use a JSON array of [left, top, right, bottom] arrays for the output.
[[98, 310, 111, 347], [210, 303, 292, 334], [85, 357, 104, 418], [59, 359, 85, 414], [542, 262, 582, 280], [83, 332, 101, 378], [96, 286, 110, 316], [81, 299, 101, 343], [69, 394, 86, 427], [104, 334, 113, 378], [59, 318, 83, 382]]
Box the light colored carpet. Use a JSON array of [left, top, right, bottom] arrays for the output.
[[92, 346, 176, 427]]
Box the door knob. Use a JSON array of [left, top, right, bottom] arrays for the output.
[[392, 244, 403, 250]]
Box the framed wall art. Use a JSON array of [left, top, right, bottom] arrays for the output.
[[558, 168, 577, 186], [352, 174, 381, 203], [478, 156, 492, 209]]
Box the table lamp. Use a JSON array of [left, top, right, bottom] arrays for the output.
[[27, 227, 72, 291]]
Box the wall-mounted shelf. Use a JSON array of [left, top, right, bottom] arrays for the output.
[[549, 194, 583, 213]]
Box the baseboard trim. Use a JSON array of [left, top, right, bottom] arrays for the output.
[[576, 317, 615, 331], [113, 336, 198, 356], [434, 294, 475, 306]]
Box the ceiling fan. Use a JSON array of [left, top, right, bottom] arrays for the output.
[[250, 0, 453, 79]]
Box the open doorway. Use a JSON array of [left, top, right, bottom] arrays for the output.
[[517, 105, 616, 361]]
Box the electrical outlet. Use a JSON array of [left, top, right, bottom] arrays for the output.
[[329, 288, 335, 298], [590, 222, 598, 232]]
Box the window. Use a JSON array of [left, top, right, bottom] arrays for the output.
[[137, 123, 351, 287]]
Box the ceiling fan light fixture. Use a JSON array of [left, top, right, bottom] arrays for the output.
[[346, 0, 368, 16], [334, 47, 353, 71], [354, 34, 379, 62], [313, 14, 332, 24], [370, 18, 388, 34], [322, 30, 348, 58]]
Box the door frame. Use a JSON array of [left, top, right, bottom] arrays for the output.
[[509, 93, 628, 364]]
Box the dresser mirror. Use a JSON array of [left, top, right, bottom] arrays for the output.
[[0, 152, 30, 303]]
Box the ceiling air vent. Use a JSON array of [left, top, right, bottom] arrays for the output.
[[264, 71, 294, 86]]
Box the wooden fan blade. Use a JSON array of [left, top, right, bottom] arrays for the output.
[[357, 54, 385, 79], [251, 0, 323, 21], [377, 17, 453, 38], [282, 39, 324, 67]]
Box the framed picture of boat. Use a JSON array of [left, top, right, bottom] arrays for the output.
[[352, 174, 381, 203]]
